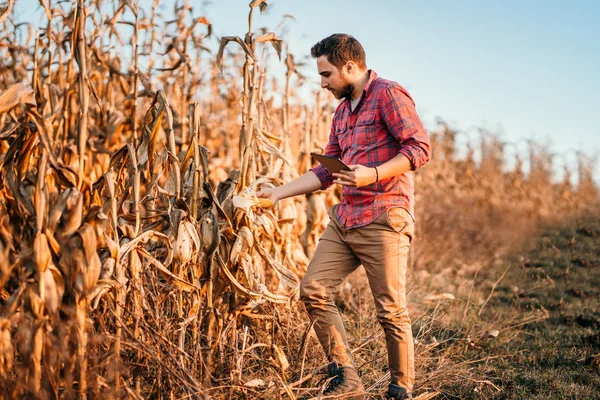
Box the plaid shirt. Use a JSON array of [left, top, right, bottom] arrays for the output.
[[311, 70, 431, 229]]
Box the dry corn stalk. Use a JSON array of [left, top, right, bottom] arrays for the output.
[[0, 0, 596, 398]]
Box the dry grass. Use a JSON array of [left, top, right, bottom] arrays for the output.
[[0, 1, 597, 399]]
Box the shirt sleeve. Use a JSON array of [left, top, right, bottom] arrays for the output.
[[309, 117, 341, 190], [380, 85, 431, 170]]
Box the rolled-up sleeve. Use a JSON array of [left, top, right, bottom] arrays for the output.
[[309, 119, 341, 190], [381, 85, 431, 170]]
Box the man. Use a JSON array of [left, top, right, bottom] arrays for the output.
[[257, 34, 431, 399]]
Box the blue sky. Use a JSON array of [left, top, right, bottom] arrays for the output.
[[205, 0, 600, 165], [14, 0, 600, 175]]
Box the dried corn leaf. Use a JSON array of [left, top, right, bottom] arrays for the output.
[[48, 188, 83, 243], [239, 254, 257, 290], [254, 238, 298, 290], [216, 253, 288, 303], [249, 0, 268, 12], [237, 226, 254, 250], [25, 109, 60, 170], [0, 82, 35, 113], [138, 94, 165, 170], [216, 36, 257, 73], [27, 287, 44, 319], [89, 280, 115, 310], [41, 265, 63, 314], [137, 248, 199, 292], [0, 318, 13, 377], [255, 32, 282, 60], [119, 230, 171, 261], [74, 224, 102, 296], [255, 130, 290, 164], [129, 247, 142, 282], [272, 344, 289, 371]]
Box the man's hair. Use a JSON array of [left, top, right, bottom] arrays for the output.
[[310, 34, 367, 70]]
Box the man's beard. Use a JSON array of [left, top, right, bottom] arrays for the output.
[[340, 83, 354, 100]]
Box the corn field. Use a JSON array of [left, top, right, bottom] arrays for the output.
[[0, 1, 597, 399]]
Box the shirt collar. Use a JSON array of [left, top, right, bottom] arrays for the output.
[[343, 69, 378, 109], [363, 69, 378, 97]]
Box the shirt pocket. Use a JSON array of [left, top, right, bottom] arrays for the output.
[[336, 121, 350, 151], [354, 113, 377, 146]]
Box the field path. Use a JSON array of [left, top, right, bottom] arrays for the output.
[[485, 213, 600, 399]]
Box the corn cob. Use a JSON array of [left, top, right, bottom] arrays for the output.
[[232, 195, 274, 209], [252, 198, 274, 209]]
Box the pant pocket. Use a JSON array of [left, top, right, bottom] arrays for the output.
[[328, 203, 339, 220], [385, 207, 412, 234]]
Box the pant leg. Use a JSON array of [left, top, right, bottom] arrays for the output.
[[299, 205, 362, 367], [347, 207, 415, 390]]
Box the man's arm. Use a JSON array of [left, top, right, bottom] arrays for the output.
[[257, 112, 343, 204], [256, 171, 322, 203], [333, 85, 431, 187], [381, 85, 431, 170]]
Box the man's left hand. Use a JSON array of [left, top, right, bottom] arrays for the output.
[[332, 165, 377, 187]]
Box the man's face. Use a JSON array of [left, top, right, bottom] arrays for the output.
[[317, 56, 354, 100]]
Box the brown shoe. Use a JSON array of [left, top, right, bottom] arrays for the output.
[[385, 383, 412, 399], [321, 362, 365, 399]]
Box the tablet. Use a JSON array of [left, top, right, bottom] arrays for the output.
[[310, 153, 352, 174]]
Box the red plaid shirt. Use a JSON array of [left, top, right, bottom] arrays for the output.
[[311, 70, 431, 228]]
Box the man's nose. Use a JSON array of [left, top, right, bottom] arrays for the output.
[[321, 79, 328, 89]]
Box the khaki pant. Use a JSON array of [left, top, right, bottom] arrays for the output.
[[300, 204, 415, 391]]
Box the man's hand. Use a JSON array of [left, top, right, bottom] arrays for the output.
[[252, 171, 323, 210], [255, 187, 281, 205], [250, 187, 280, 214], [332, 165, 377, 187]]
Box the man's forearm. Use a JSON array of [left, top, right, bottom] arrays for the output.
[[376, 153, 413, 181], [275, 171, 323, 200]]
